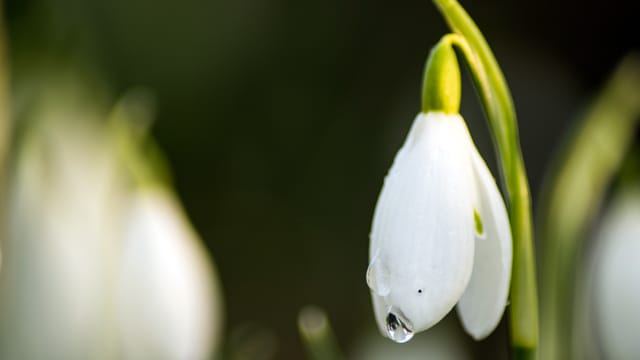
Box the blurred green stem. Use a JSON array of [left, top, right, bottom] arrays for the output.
[[298, 306, 344, 360], [0, 2, 10, 258], [537, 54, 640, 360], [431, 1, 538, 357], [108, 89, 172, 189]]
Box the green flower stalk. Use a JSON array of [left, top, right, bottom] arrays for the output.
[[431, 0, 538, 357]]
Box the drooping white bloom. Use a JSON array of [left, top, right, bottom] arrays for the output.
[[367, 111, 512, 342], [0, 83, 225, 359], [591, 188, 640, 358], [118, 186, 224, 360]]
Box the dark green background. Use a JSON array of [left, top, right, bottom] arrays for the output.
[[5, 0, 640, 358]]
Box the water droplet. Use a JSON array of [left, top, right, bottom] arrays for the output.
[[366, 250, 391, 296], [386, 309, 414, 343], [366, 265, 376, 289]]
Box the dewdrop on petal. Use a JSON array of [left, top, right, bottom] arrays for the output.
[[367, 37, 512, 342]]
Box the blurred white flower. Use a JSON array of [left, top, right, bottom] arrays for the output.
[[0, 84, 224, 359], [118, 186, 223, 360], [592, 187, 640, 358], [367, 111, 512, 342], [0, 113, 124, 359]]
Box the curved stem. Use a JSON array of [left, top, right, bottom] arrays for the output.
[[431, 1, 538, 357]]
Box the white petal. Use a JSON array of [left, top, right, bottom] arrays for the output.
[[0, 118, 124, 358], [118, 188, 224, 359], [368, 112, 476, 339], [456, 145, 512, 340]]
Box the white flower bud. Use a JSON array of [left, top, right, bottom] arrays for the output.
[[367, 112, 512, 342]]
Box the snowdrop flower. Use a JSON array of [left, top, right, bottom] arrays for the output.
[[367, 40, 512, 342], [103, 92, 224, 360], [118, 186, 223, 360], [0, 83, 224, 359], [0, 91, 124, 359], [591, 187, 640, 358]]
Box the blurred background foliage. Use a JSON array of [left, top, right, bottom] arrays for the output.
[[3, 0, 640, 358]]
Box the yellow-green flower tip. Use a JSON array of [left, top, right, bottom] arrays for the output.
[[421, 39, 461, 114]]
